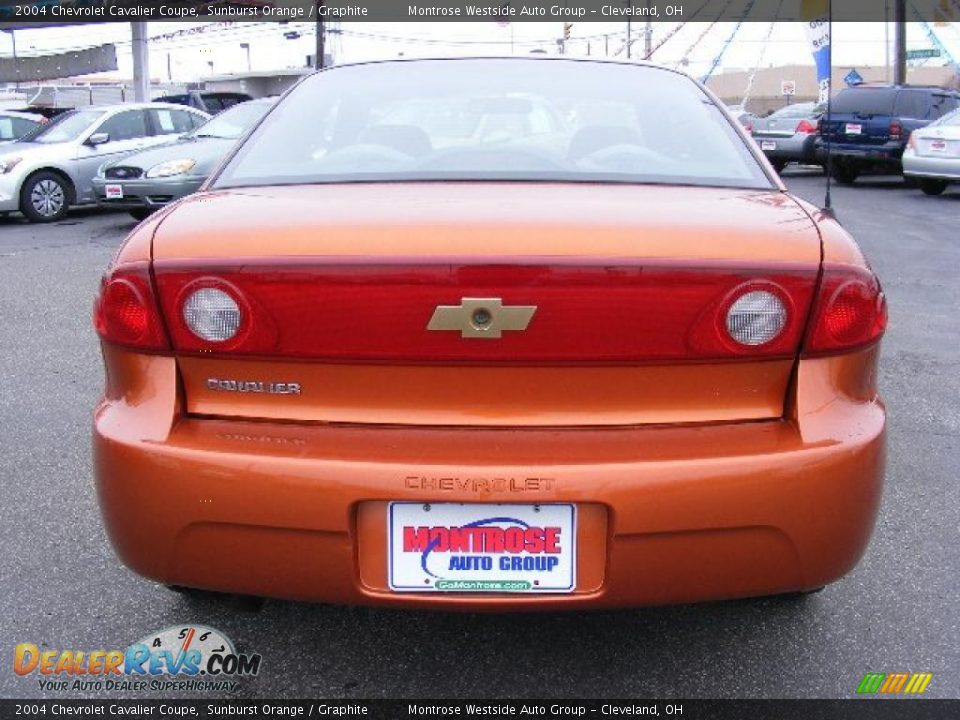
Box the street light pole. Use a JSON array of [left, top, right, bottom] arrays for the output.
[[4, 29, 17, 88], [315, 0, 325, 69], [644, 0, 652, 59], [893, 0, 906, 85]]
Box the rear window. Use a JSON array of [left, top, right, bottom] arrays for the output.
[[830, 88, 898, 116], [893, 89, 931, 119], [215, 59, 771, 191], [769, 104, 816, 119]]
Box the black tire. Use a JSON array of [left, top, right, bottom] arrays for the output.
[[830, 163, 859, 185], [129, 208, 155, 221], [19, 170, 71, 223], [919, 179, 948, 196], [166, 585, 267, 612], [770, 159, 787, 174]]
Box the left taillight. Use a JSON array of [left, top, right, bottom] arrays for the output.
[[803, 264, 887, 356], [93, 261, 169, 351], [795, 119, 817, 134]]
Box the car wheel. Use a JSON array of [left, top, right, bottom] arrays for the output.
[[771, 160, 787, 174], [830, 163, 859, 185], [20, 171, 71, 223], [919, 179, 948, 196], [129, 208, 155, 221]]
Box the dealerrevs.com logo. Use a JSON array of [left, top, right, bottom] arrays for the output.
[[14, 625, 261, 693]]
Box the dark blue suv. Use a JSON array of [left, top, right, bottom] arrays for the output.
[[816, 84, 960, 184]]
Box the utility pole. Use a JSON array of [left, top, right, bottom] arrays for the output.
[[893, 0, 906, 84], [3, 29, 17, 88], [626, 0, 632, 59], [315, 0, 325, 69], [644, 0, 652, 59], [131, 22, 149, 102]]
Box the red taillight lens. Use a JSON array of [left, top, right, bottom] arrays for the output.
[[796, 119, 817, 134], [889, 120, 903, 140], [94, 262, 168, 351], [907, 131, 917, 150], [744, 122, 754, 134], [153, 260, 820, 363], [804, 264, 887, 356]]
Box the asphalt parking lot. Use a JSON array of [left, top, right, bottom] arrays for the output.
[[1, 174, 958, 700]]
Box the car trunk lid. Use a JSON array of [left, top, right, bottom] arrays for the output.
[[151, 183, 822, 426]]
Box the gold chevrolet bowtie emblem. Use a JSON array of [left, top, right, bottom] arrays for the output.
[[427, 298, 537, 339]]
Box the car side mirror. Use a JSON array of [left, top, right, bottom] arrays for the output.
[[86, 133, 110, 146]]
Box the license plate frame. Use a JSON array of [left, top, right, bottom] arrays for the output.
[[387, 502, 577, 593], [104, 184, 124, 200], [845, 123, 863, 135], [761, 140, 777, 151]]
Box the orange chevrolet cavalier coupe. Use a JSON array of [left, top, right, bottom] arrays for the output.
[[93, 58, 886, 609]]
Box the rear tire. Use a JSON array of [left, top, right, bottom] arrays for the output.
[[919, 179, 948, 196], [129, 208, 154, 221], [20, 171, 71, 223], [830, 163, 859, 185], [166, 585, 267, 612]]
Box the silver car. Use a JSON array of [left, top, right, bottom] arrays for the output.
[[903, 107, 960, 196], [92, 98, 275, 221], [0, 102, 209, 222], [751, 102, 824, 173]]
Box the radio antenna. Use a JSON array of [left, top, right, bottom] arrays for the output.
[[823, 0, 834, 215]]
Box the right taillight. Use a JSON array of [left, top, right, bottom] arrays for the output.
[[803, 264, 887, 356], [94, 261, 169, 351]]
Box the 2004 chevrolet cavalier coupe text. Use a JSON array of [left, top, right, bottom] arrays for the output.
[[93, 58, 887, 609]]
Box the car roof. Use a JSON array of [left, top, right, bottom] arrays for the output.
[[0, 109, 45, 120], [842, 83, 958, 93], [310, 55, 689, 79], [59, 102, 210, 113]]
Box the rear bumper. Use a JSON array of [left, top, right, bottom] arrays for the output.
[[902, 151, 960, 181], [815, 140, 905, 169], [93, 347, 885, 610], [755, 134, 817, 162]]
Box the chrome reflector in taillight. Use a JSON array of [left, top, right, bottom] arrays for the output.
[[725, 290, 788, 346], [182, 287, 242, 342]]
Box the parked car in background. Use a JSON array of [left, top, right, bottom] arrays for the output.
[[93, 58, 887, 610], [902, 107, 960, 195], [153, 91, 253, 115], [816, 84, 960, 184], [93, 98, 275, 220], [0, 103, 209, 222], [751, 102, 824, 172], [727, 104, 759, 133], [0, 110, 46, 144]]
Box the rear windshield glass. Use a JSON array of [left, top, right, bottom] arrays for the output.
[[769, 103, 817, 119], [191, 101, 271, 140], [937, 108, 960, 127], [830, 88, 898, 115], [214, 59, 771, 191]]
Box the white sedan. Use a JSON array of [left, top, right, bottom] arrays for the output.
[[903, 107, 960, 196]]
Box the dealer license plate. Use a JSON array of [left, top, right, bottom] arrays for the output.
[[105, 184, 124, 200], [761, 140, 777, 151], [845, 123, 862, 135], [388, 502, 576, 593]]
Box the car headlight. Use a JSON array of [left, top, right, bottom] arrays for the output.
[[145, 159, 196, 179], [0, 156, 22, 174]]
